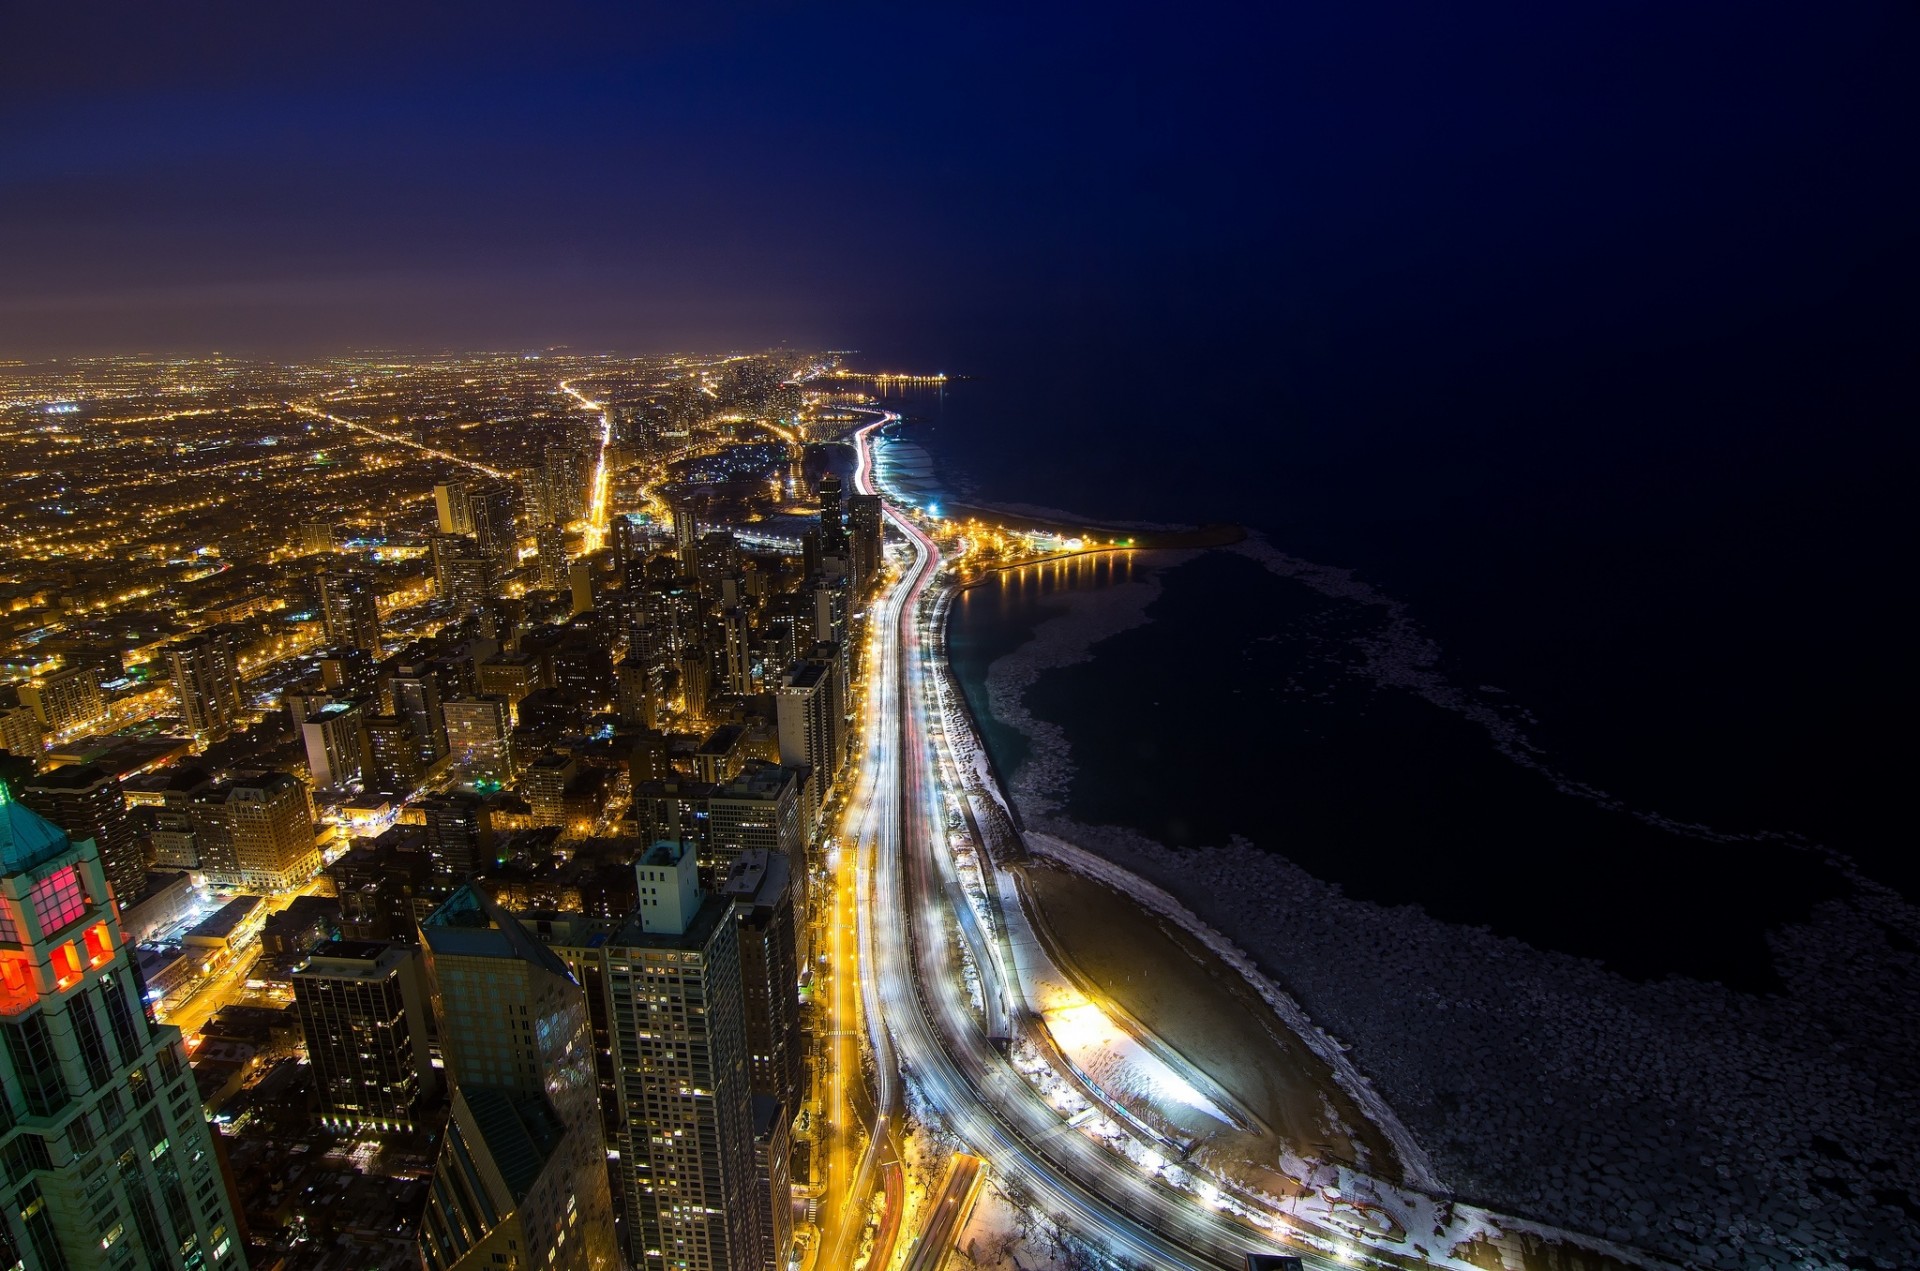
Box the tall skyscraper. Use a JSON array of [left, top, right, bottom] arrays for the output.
[[0, 784, 247, 1269], [720, 849, 802, 1116], [419, 793, 494, 883], [848, 492, 884, 584], [22, 763, 143, 914], [293, 940, 436, 1133], [775, 659, 843, 822], [317, 569, 383, 657], [604, 841, 761, 1271], [164, 629, 244, 745], [417, 887, 619, 1271]]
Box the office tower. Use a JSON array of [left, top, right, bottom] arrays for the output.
[[293, 940, 436, 1133], [317, 569, 383, 657], [22, 763, 144, 914], [849, 492, 884, 584], [417, 887, 619, 1271], [366, 714, 424, 793], [604, 842, 761, 1271], [0, 784, 247, 1269], [419, 793, 494, 882], [301, 518, 339, 554], [390, 664, 449, 763], [721, 850, 801, 1115], [708, 762, 803, 882], [301, 698, 372, 790], [751, 1097, 793, 1271], [538, 521, 570, 589], [465, 482, 517, 558], [164, 629, 243, 745], [19, 666, 105, 739], [191, 771, 319, 892], [442, 696, 515, 785], [775, 660, 842, 821], [434, 480, 473, 535]]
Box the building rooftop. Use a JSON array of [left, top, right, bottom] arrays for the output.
[[609, 885, 730, 953], [0, 781, 73, 874], [186, 894, 265, 942]]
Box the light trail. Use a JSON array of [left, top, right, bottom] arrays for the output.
[[559, 381, 615, 553], [288, 401, 509, 478]]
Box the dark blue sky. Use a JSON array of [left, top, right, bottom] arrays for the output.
[[4, 1, 1915, 366]]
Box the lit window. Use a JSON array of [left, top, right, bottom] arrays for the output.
[[28, 866, 89, 934]]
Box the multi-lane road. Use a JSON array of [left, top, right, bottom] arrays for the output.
[[844, 412, 1312, 1269]]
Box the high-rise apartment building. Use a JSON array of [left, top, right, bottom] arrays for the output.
[[301, 697, 372, 791], [191, 771, 318, 892], [390, 664, 449, 763], [317, 569, 383, 657], [441, 696, 516, 785], [22, 763, 144, 914], [419, 793, 494, 883], [604, 841, 760, 1271], [293, 940, 435, 1134], [0, 785, 246, 1269], [538, 521, 570, 589], [417, 887, 619, 1271], [434, 480, 473, 536], [164, 629, 243, 746], [775, 659, 843, 822], [721, 850, 802, 1117], [848, 492, 884, 584], [19, 667, 105, 740]]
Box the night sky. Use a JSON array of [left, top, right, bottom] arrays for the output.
[[6, 2, 1916, 369]]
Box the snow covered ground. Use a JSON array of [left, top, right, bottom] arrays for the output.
[[958, 538, 1920, 1271]]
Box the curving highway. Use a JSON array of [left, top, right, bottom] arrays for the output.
[[846, 412, 1312, 1270]]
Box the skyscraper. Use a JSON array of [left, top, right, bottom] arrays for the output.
[[707, 761, 803, 882], [465, 482, 518, 559], [22, 763, 144, 914], [0, 784, 246, 1269], [293, 940, 436, 1134], [604, 841, 761, 1271], [390, 663, 449, 764], [848, 492, 884, 584], [317, 569, 383, 657], [417, 887, 619, 1271], [164, 628, 243, 745], [539, 521, 570, 589], [775, 659, 843, 822], [720, 849, 802, 1117]]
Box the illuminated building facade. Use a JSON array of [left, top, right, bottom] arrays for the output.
[[163, 630, 243, 746], [603, 841, 761, 1271], [0, 784, 245, 1269], [21, 763, 144, 917], [293, 940, 435, 1134], [417, 887, 618, 1271], [316, 569, 383, 657]]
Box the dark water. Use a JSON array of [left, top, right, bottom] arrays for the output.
[[948, 550, 1849, 990], [904, 264, 1917, 988]]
